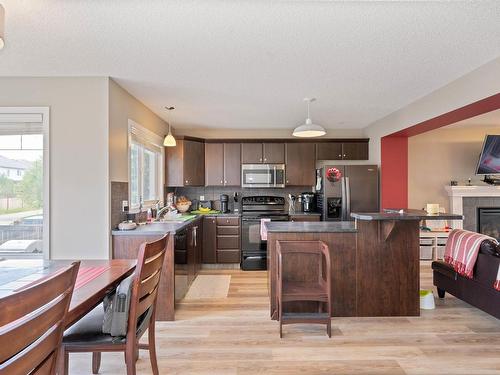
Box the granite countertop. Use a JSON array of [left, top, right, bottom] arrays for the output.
[[112, 216, 200, 236], [351, 209, 464, 221], [288, 211, 321, 216], [264, 221, 357, 233]]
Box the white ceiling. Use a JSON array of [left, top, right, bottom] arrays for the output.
[[0, 1, 499, 131]]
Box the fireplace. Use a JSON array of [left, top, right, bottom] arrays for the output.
[[477, 208, 500, 240]]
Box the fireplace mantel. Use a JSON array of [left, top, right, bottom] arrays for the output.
[[445, 185, 500, 229]]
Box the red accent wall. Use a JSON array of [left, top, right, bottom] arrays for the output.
[[381, 136, 408, 209]]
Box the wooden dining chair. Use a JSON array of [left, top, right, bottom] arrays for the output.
[[0, 261, 80, 375], [60, 234, 168, 375]]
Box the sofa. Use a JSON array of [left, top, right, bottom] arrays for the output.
[[432, 239, 500, 319]]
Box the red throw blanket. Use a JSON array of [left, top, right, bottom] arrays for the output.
[[444, 229, 497, 279], [495, 268, 500, 292]]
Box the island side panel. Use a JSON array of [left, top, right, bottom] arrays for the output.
[[355, 220, 420, 316], [112, 233, 175, 321], [267, 231, 357, 319]]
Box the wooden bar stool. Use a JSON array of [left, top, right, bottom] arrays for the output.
[[276, 240, 331, 338]]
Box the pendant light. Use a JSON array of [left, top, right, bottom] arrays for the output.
[[292, 98, 326, 138], [163, 106, 176, 147]]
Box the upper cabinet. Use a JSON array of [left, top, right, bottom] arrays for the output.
[[205, 143, 224, 186], [205, 143, 241, 186], [316, 142, 343, 160], [241, 143, 285, 164], [341, 142, 369, 160], [241, 143, 262, 163], [263, 143, 285, 163], [166, 139, 205, 187], [285, 143, 316, 186], [223, 143, 241, 186], [316, 141, 369, 161]]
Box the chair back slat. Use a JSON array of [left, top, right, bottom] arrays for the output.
[[0, 265, 77, 326], [2, 324, 60, 375], [0, 262, 79, 375], [137, 285, 160, 317], [0, 293, 68, 361], [31, 352, 55, 375], [138, 268, 162, 299], [141, 251, 165, 280], [128, 235, 168, 331]]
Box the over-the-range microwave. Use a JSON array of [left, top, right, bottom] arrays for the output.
[[241, 164, 285, 188]]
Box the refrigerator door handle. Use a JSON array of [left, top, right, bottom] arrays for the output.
[[341, 177, 347, 221], [345, 177, 351, 219]]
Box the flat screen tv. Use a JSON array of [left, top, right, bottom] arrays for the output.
[[476, 135, 500, 175]]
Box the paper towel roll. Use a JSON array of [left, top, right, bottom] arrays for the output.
[[426, 204, 440, 214]]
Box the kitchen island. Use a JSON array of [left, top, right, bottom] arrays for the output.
[[265, 210, 462, 318]]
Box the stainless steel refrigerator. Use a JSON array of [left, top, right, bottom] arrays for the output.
[[317, 165, 379, 221]]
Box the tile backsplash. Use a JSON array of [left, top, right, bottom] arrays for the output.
[[166, 185, 315, 212], [111, 181, 129, 229]]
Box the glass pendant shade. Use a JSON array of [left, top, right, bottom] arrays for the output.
[[163, 124, 176, 147]]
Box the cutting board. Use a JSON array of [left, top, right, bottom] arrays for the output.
[[190, 210, 221, 215]]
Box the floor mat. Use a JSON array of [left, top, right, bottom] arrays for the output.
[[184, 275, 231, 300]]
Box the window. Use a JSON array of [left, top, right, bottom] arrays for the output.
[[128, 120, 164, 210], [0, 108, 48, 260]]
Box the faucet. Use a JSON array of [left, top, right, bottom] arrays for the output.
[[156, 205, 171, 221]]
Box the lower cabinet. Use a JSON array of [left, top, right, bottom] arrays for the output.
[[202, 215, 241, 264], [202, 216, 217, 263]]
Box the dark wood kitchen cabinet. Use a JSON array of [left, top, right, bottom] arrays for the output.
[[202, 215, 241, 264], [223, 143, 241, 186], [342, 142, 369, 160], [241, 143, 263, 163], [166, 139, 205, 186], [204, 143, 224, 186], [263, 143, 285, 163], [205, 143, 241, 186], [316, 141, 369, 161], [241, 142, 285, 164], [216, 216, 241, 263], [316, 142, 343, 160], [285, 143, 316, 186], [202, 216, 217, 263]]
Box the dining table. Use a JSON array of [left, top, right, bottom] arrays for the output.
[[0, 258, 136, 328]]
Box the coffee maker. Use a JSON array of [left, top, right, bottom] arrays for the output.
[[220, 194, 229, 213], [300, 192, 317, 212]]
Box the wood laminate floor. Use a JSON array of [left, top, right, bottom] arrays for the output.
[[69, 262, 500, 374]]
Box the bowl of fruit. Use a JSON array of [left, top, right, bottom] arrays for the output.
[[176, 196, 192, 213]]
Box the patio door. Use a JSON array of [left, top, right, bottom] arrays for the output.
[[0, 108, 49, 259]]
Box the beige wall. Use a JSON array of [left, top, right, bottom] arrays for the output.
[[408, 124, 500, 212], [108, 79, 169, 182], [0, 77, 109, 259]]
